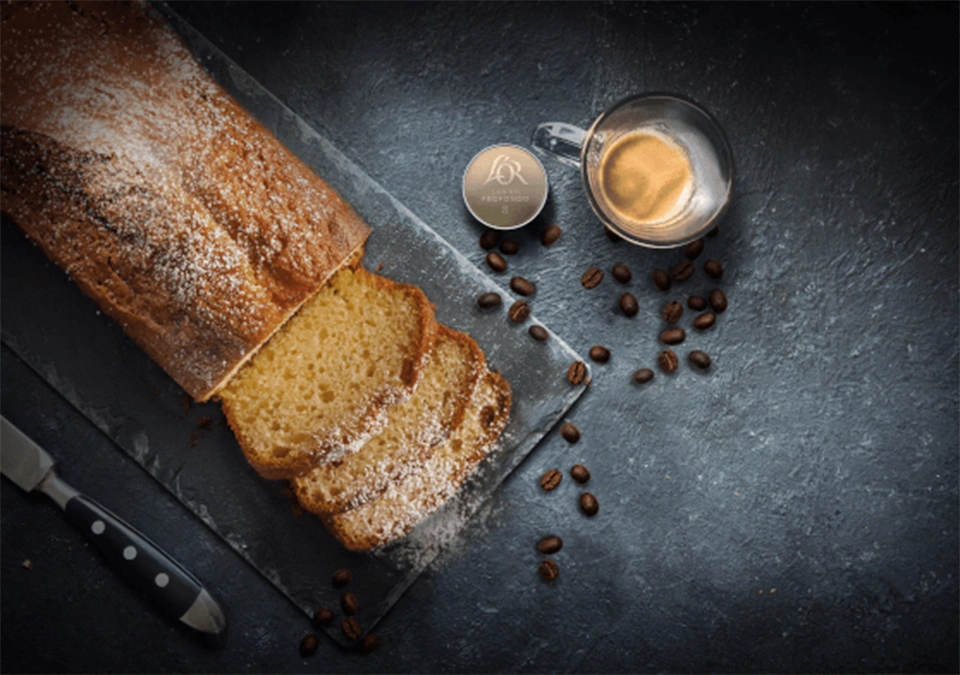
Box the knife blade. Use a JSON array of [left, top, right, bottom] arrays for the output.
[[1, 416, 227, 642]]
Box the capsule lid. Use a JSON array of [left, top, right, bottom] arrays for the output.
[[462, 144, 548, 230]]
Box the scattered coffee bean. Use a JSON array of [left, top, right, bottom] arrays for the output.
[[709, 288, 728, 313], [477, 292, 502, 309], [579, 492, 599, 517], [707, 224, 720, 237], [560, 422, 581, 444], [510, 276, 535, 296], [672, 259, 695, 281], [660, 327, 686, 345], [479, 229, 500, 250], [703, 258, 724, 279], [694, 312, 716, 330], [529, 325, 549, 342], [589, 345, 611, 363], [486, 251, 507, 272], [499, 238, 520, 255], [605, 226, 622, 242], [540, 468, 563, 491], [538, 559, 560, 582], [658, 349, 679, 373], [331, 568, 353, 588], [661, 300, 683, 324], [359, 633, 380, 653], [620, 293, 640, 317], [612, 263, 632, 284], [633, 368, 654, 384], [652, 268, 672, 291], [683, 238, 705, 260], [340, 592, 359, 616], [314, 607, 335, 626], [299, 633, 320, 657], [570, 464, 591, 484], [540, 224, 562, 247], [538, 535, 564, 554], [581, 267, 604, 289], [341, 617, 362, 641], [688, 295, 708, 311], [689, 350, 712, 369], [508, 300, 531, 323], [567, 360, 587, 385]]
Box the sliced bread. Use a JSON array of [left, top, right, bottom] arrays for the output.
[[219, 265, 438, 479], [321, 369, 512, 551], [292, 324, 486, 515]]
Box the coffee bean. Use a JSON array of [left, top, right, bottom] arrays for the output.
[[581, 267, 604, 289], [540, 468, 562, 491], [560, 422, 581, 444], [688, 295, 708, 311], [500, 239, 520, 255], [709, 288, 728, 313], [589, 345, 611, 363], [299, 633, 320, 657], [331, 568, 353, 588], [341, 617, 362, 641], [694, 312, 716, 330], [340, 591, 359, 616], [508, 300, 531, 323], [660, 327, 686, 345], [707, 224, 720, 237], [359, 633, 380, 653], [612, 263, 632, 284], [537, 535, 563, 554], [510, 276, 535, 296], [479, 229, 500, 250], [314, 607, 335, 626], [486, 251, 507, 272], [689, 350, 712, 369], [605, 226, 623, 242], [661, 300, 683, 324], [672, 259, 695, 281], [538, 559, 560, 582], [683, 238, 705, 260], [540, 224, 562, 247], [703, 258, 723, 279], [529, 325, 549, 342], [633, 368, 654, 384], [570, 464, 591, 484], [567, 360, 587, 385], [620, 293, 639, 317], [658, 349, 679, 373], [579, 492, 599, 517], [477, 292, 502, 309], [652, 268, 672, 291]]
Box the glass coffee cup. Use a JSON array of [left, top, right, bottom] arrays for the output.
[[532, 93, 733, 248]]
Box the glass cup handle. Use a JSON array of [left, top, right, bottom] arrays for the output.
[[531, 122, 586, 168]]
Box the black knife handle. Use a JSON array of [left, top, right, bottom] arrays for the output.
[[64, 494, 203, 622]]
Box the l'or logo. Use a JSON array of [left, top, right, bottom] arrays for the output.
[[483, 154, 530, 186]]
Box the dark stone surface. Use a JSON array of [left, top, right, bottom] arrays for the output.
[[2, 1, 957, 672]]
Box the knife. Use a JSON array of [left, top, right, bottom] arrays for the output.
[[0, 416, 227, 642]]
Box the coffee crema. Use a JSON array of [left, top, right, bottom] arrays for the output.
[[597, 130, 693, 229]]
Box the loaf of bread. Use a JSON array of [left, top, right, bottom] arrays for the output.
[[219, 265, 438, 479], [0, 1, 370, 401], [322, 370, 512, 551], [292, 324, 486, 514]]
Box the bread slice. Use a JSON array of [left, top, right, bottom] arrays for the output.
[[292, 325, 486, 515], [219, 265, 438, 479], [322, 369, 512, 551]]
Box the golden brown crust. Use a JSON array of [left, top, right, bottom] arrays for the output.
[[291, 324, 487, 515], [220, 266, 439, 480], [0, 1, 371, 400]]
